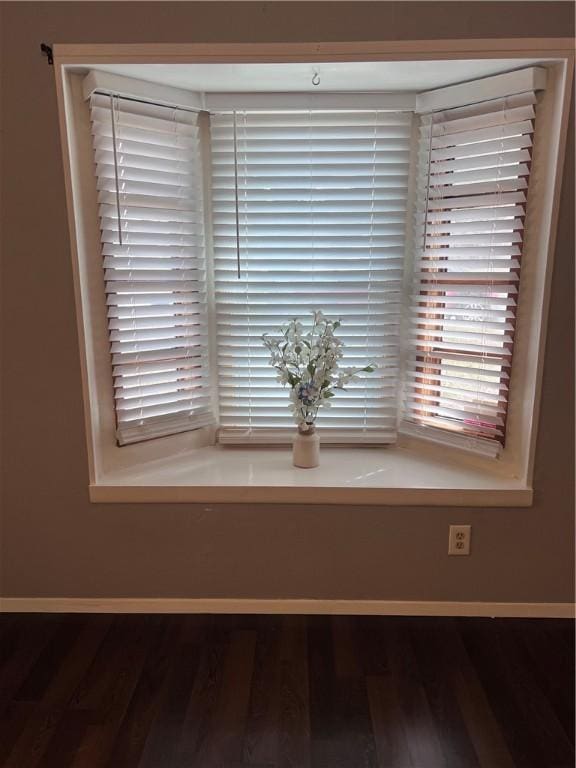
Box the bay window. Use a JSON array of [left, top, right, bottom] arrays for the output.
[[55, 44, 572, 503], [88, 75, 541, 454]]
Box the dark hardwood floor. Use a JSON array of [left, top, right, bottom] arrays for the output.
[[0, 614, 573, 768]]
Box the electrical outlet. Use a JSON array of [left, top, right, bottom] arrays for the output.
[[448, 524, 471, 556]]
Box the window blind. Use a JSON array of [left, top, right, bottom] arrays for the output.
[[89, 93, 213, 445], [211, 110, 411, 443], [402, 89, 539, 456]]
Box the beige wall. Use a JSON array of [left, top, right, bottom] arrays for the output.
[[1, 2, 574, 603]]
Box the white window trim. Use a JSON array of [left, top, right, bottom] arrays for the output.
[[89, 444, 534, 507], [55, 39, 574, 504]]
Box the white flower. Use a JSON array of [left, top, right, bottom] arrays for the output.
[[261, 308, 376, 428]]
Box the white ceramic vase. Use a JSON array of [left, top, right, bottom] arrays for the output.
[[292, 426, 320, 468]]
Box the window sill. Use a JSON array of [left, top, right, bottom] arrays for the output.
[[90, 445, 532, 506]]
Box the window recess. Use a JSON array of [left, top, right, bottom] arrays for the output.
[[401, 75, 545, 457], [89, 93, 213, 445], [80, 64, 557, 461]]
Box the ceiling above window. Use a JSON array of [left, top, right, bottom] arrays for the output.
[[84, 59, 546, 93]]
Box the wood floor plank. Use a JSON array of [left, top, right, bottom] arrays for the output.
[[308, 615, 344, 768], [408, 618, 480, 768], [103, 616, 179, 768], [15, 616, 87, 703], [2, 704, 68, 768], [358, 617, 414, 767], [0, 702, 35, 765], [171, 618, 228, 768], [331, 615, 378, 768], [242, 617, 283, 766], [442, 620, 516, 768], [0, 616, 60, 711], [278, 615, 311, 768], [136, 618, 204, 768], [355, 616, 391, 678], [385, 619, 447, 768], [0, 615, 24, 671], [42, 616, 112, 709], [194, 628, 257, 767], [366, 674, 414, 768], [37, 710, 92, 768]]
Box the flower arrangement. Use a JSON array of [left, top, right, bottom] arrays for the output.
[[261, 310, 376, 433]]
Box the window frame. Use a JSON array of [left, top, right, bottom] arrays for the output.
[[55, 39, 573, 498]]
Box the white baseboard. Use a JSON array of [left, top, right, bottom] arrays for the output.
[[0, 597, 573, 619]]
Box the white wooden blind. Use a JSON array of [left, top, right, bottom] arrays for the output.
[[403, 89, 539, 456], [89, 94, 213, 445], [211, 110, 411, 443]]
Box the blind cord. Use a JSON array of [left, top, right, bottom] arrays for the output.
[[232, 110, 241, 279], [109, 94, 123, 246]]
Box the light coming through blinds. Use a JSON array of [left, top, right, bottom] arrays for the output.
[[90, 94, 212, 445], [211, 110, 411, 443], [403, 90, 539, 456]]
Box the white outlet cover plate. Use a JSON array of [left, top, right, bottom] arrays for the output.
[[449, 524, 471, 556]]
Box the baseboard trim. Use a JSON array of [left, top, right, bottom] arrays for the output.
[[0, 598, 573, 619]]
